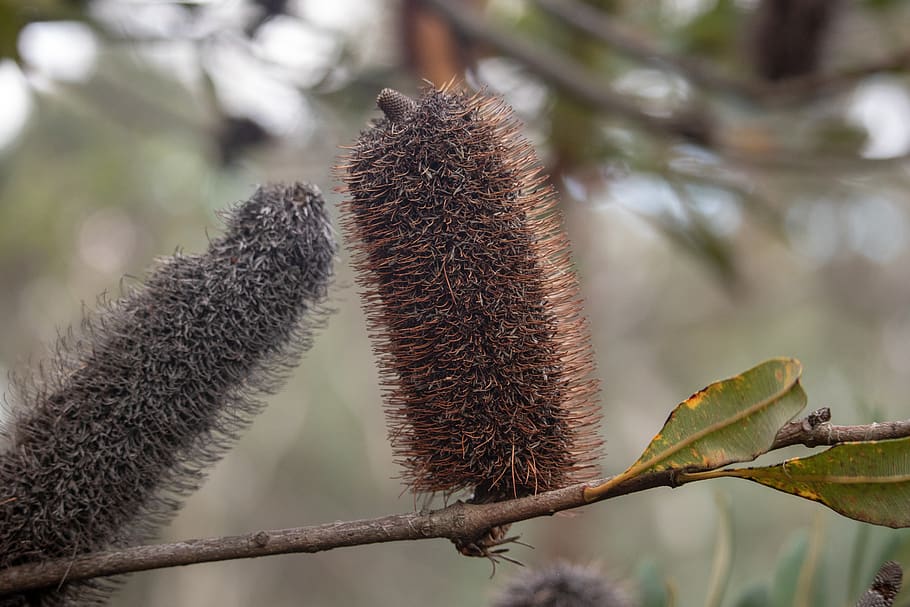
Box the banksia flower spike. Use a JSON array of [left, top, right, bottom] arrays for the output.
[[856, 561, 903, 607], [0, 183, 335, 606], [339, 86, 602, 519], [492, 562, 636, 607]]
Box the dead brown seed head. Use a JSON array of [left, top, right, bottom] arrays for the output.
[[339, 86, 602, 502]]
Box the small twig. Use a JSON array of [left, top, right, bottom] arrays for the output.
[[771, 408, 910, 450], [534, 0, 762, 100], [416, 0, 713, 144], [418, 0, 910, 172], [717, 145, 910, 173], [2, 415, 909, 595], [535, 0, 910, 106]]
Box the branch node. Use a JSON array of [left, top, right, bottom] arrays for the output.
[[252, 532, 270, 548], [806, 407, 832, 428]]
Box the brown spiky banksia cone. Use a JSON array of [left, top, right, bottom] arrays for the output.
[[0, 183, 334, 606], [339, 86, 602, 507]]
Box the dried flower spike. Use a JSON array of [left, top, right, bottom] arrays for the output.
[[340, 86, 602, 505], [0, 183, 335, 606], [856, 560, 903, 607], [492, 561, 635, 607]]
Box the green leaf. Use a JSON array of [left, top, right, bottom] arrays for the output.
[[771, 531, 808, 607], [769, 520, 827, 607], [705, 492, 734, 607], [849, 524, 871, 599], [864, 0, 904, 9], [691, 437, 910, 528], [676, 0, 738, 56], [636, 559, 672, 607], [732, 584, 771, 607], [585, 358, 806, 500]]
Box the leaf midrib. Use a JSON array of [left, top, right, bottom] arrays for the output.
[[625, 370, 801, 478]]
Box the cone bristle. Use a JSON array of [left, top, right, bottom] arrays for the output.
[[339, 86, 602, 502]]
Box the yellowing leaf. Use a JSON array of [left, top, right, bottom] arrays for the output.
[[586, 358, 806, 501], [690, 437, 910, 529]]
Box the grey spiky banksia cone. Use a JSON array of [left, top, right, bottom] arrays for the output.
[[493, 562, 635, 607], [856, 561, 903, 607], [0, 183, 335, 606]]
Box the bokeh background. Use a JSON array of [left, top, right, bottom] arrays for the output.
[[2, 0, 910, 605]]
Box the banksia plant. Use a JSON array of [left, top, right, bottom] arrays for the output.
[[0, 183, 335, 606], [492, 562, 635, 607], [339, 86, 601, 527], [856, 561, 903, 607]]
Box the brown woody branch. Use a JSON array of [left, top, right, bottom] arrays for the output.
[[0, 470, 673, 597], [1, 412, 908, 596], [535, 0, 910, 106], [771, 407, 910, 450]]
